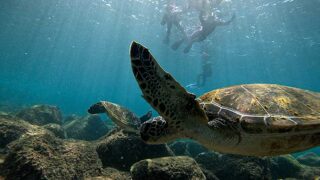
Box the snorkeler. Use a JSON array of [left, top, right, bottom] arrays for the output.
[[139, 110, 152, 123], [172, 11, 235, 53], [196, 52, 212, 87], [161, 0, 187, 44]]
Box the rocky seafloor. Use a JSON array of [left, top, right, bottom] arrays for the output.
[[0, 104, 320, 180]]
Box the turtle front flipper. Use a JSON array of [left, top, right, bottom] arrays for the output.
[[88, 101, 141, 133], [130, 42, 208, 141]]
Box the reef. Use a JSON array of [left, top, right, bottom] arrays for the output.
[[16, 105, 62, 125], [0, 104, 320, 180]]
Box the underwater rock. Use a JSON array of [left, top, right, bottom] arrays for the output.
[[296, 152, 320, 167], [169, 141, 208, 158], [298, 166, 320, 179], [185, 141, 208, 157], [0, 153, 4, 178], [96, 129, 174, 171], [63, 114, 80, 124], [89, 167, 131, 180], [16, 104, 62, 125], [0, 117, 38, 151], [63, 115, 109, 141], [1, 130, 104, 180], [0, 111, 15, 120], [130, 156, 206, 180], [270, 155, 303, 178], [169, 141, 190, 156], [195, 152, 273, 180], [42, 123, 65, 139]]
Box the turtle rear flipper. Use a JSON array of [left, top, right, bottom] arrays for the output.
[[88, 101, 141, 133], [130, 42, 208, 138]]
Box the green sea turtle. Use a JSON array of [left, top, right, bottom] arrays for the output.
[[88, 101, 152, 133], [90, 42, 320, 156]]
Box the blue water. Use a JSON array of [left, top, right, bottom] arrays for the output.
[[0, 0, 319, 153]]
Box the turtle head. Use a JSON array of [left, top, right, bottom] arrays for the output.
[[140, 116, 177, 144]]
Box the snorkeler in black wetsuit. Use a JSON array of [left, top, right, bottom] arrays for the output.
[[197, 52, 212, 87], [139, 110, 152, 123], [161, 0, 186, 44], [172, 11, 235, 53]]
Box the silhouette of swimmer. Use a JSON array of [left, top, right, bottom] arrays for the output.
[[161, 0, 187, 44], [172, 12, 235, 53]]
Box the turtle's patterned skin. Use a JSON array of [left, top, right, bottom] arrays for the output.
[[128, 42, 320, 156]]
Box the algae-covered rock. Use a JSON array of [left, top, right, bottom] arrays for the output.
[[16, 104, 62, 125], [169, 141, 190, 156], [195, 152, 319, 180], [0, 117, 38, 150], [88, 167, 131, 180], [195, 152, 272, 180], [186, 141, 209, 158], [1, 130, 104, 180], [270, 155, 303, 178], [0, 111, 15, 120], [130, 156, 206, 180], [96, 129, 174, 171], [296, 152, 320, 167], [64, 114, 79, 123], [63, 115, 109, 141], [271, 155, 320, 179], [42, 123, 65, 139]]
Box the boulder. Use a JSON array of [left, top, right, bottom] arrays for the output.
[[270, 155, 303, 178], [185, 141, 208, 157], [16, 105, 62, 125], [169, 141, 190, 156], [63, 114, 79, 124], [96, 130, 174, 171], [0, 117, 37, 150], [63, 115, 109, 141], [130, 156, 206, 180], [89, 167, 131, 180], [42, 123, 65, 139], [195, 152, 272, 180], [296, 152, 320, 167], [0, 111, 15, 120], [1, 130, 104, 180]]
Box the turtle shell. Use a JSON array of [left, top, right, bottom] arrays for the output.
[[199, 84, 320, 134]]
